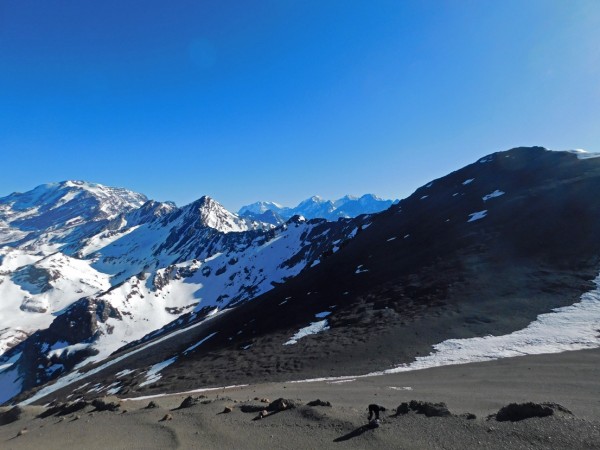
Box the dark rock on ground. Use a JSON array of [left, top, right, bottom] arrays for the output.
[[494, 402, 573, 422], [92, 397, 121, 412], [145, 401, 159, 409], [396, 400, 452, 417], [58, 400, 88, 416], [240, 404, 265, 413], [177, 396, 198, 409], [0, 406, 23, 425], [307, 399, 332, 407], [267, 398, 299, 412], [36, 400, 89, 418]]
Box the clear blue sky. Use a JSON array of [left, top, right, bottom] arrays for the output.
[[1, 1, 599, 210]]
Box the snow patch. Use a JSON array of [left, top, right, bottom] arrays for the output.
[[183, 332, 218, 354], [483, 190, 505, 202], [284, 320, 330, 345], [140, 356, 177, 387], [467, 210, 487, 222]]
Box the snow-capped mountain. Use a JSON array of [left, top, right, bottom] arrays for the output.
[[3, 147, 600, 407], [238, 193, 396, 223], [5, 146, 599, 407], [0, 180, 147, 240], [0, 181, 372, 403]]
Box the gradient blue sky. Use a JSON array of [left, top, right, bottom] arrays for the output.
[[1, 1, 599, 210]]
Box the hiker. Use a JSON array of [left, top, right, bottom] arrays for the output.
[[368, 404, 386, 422]]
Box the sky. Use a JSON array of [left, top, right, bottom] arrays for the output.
[[1, 1, 599, 211]]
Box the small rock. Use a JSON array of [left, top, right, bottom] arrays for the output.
[[178, 396, 197, 409], [17, 428, 28, 437], [260, 398, 270, 403], [254, 410, 269, 420], [307, 399, 332, 407], [223, 406, 233, 414], [267, 398, 298, 412], [146, 401, 159, 409], [161, 414, 173, 421]]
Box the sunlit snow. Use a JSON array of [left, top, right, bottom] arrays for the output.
[[284, 320, 330, 345], [482, 190, 505, 201], [467, 210, 487, 222]]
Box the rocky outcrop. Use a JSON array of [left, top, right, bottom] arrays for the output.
[[396, 401, 452, 417], [493, 402, 572, 422]]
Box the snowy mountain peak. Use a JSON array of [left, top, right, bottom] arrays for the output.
[[238, 193, 396, 222], [186, 196, 250, 233], [0, 180, 147, 235], [238, 201, 284, 216]]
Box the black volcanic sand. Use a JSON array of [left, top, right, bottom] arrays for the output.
[[3, 349, 600, 449]]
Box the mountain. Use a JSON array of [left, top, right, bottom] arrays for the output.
[[0, 181, 372, 403], [238, 193, 396, 222], [3, 147, 600, 407], [0, 180, 147, 238]]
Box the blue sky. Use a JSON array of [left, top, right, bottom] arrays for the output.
[[1, 1, 599, 210]]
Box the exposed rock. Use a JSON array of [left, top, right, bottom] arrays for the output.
[[178, 396, 198, 409], [145, 401, 159, 409], [396, 400, 451, 417], [459, 413, 477, 420], [396, 403, 410, 415], [0, 406, 23, 425], [267, 398, 299, 412], [494, 402, 572, 422], [59, 400, 89, 416], [240, 404, 265, 413], [260, 398, 270, 403], [253, 410, 270, 420], [160, 413, 173, 421], [307, 399, 332, 407], [222, 406, 233, 414], [17, 428, 28, 437], [92, 396, 121, 412]]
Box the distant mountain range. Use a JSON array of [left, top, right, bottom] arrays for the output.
[[0, 180, 386, 403], [238, 194, 397, 225], [2, 147, 600, 407]]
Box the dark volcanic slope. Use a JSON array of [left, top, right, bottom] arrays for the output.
[[29, 147, 600, 403]]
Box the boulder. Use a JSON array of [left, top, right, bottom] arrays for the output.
[[267, 398, 298, 412], [395, 401, 451, 417], [178, 396, 197, 409], [494, 402, 572, 422]]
